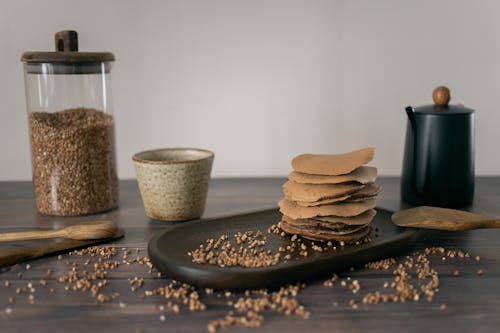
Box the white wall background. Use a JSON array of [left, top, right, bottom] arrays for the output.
[[1, 0, 499, 180]]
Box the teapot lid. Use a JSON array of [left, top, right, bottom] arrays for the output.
[[411, 86, 474, 115]]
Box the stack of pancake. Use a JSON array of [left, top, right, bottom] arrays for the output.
[[278, 148, 380, 243]]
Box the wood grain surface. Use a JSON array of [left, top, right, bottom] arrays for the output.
[[0, 178, 499, 333]]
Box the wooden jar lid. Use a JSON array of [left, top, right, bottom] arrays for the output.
[[21, 31, 114, 74]]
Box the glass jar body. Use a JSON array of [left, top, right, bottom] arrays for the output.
[[23, 62, 118, 216]]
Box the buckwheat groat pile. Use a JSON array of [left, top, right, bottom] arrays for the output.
[[278, 148, 380, 242], [29, 108, 118, 216]]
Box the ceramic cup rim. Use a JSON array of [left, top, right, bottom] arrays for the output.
[[132, 147, 214, 165]]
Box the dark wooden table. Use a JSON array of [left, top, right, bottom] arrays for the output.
[[0, 178, 499, 333]]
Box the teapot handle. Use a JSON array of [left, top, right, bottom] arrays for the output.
[[405, 106, 425, 199]]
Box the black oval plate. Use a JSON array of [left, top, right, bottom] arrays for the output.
[[148, 208, 418, 290]]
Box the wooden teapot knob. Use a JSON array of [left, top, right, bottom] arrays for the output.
[[432, 86, 450, 107]]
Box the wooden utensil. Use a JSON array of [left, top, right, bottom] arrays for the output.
[[0, 220, 118, 242], [392, 206, 500, 231], [0, 229, 124, 268], [148, 208, 418, 290]]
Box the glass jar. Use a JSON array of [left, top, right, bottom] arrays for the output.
[[21, 31, 118, 216]]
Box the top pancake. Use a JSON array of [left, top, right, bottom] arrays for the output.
[[291, 148, 375, 176], [288, 166, 377, 185]]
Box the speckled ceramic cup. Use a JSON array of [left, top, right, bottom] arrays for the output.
[[132, 148, 214, 221]]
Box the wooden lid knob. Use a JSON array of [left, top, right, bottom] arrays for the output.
[[432, 86, 451, 107], [55, 30, 78, 52]]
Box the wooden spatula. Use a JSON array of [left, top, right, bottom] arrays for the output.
[[391, 206, 500, 231], [0, 228, 123, 268], [0, 220, 118, 242]]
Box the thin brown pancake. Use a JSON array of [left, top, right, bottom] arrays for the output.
[[283, 215, 368, 234], [280, 219, 371, 242], [283, 181, 363, 203], [288, 166, 377, 185], [313, 209, 377, 225], [279, 198, 376, 219], [291, 148, 375, 176]]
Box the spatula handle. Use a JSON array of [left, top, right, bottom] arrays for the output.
[[0, 230, 62, 242], [482, 219, 500, 229], [0, 229, 123, 268]]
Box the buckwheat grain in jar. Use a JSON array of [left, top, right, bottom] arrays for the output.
[[21, 31, 118, 216]]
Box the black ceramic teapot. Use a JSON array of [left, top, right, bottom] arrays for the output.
[[401, 86, 475, 208]]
